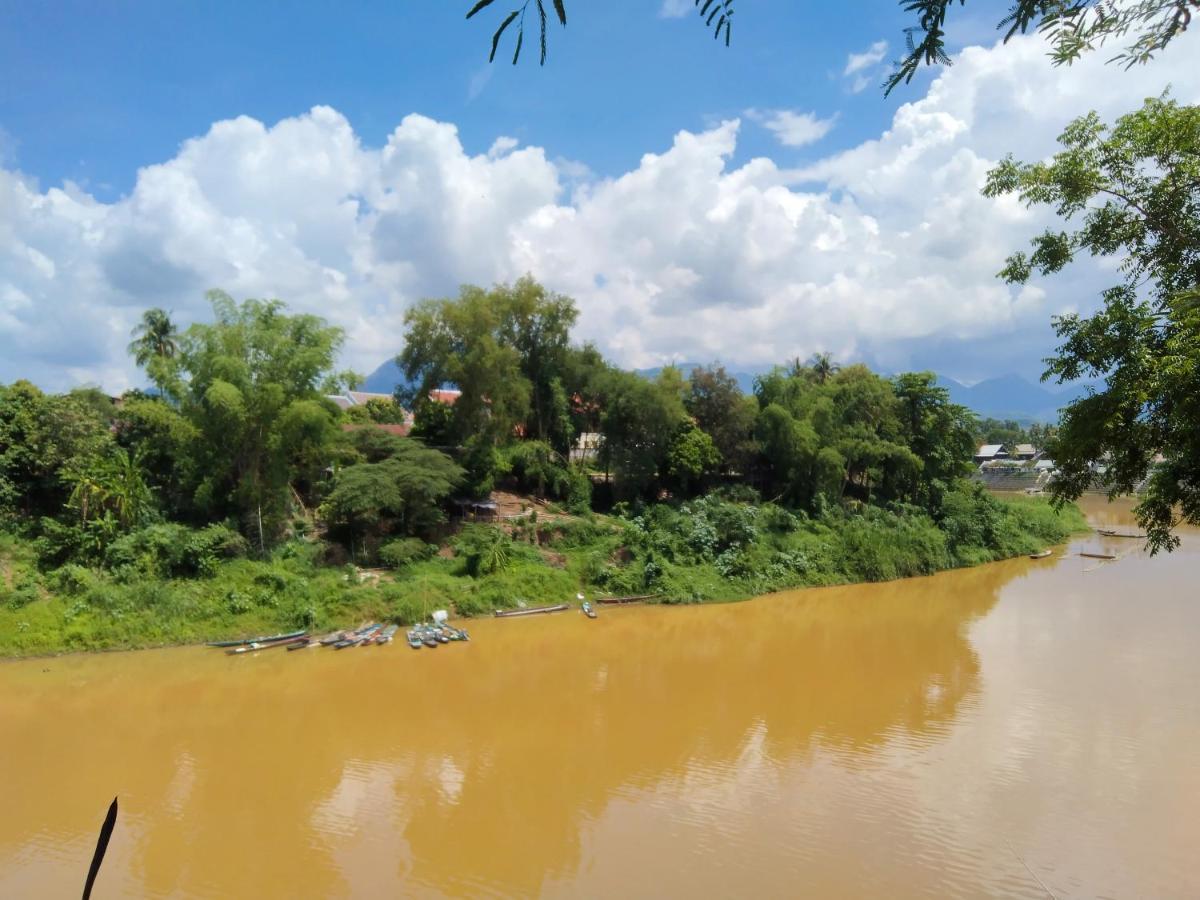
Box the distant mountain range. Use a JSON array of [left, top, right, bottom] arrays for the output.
[[362, 357, 1095, 424], [935, 374, 1098, 424]]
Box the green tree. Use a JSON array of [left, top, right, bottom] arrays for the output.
[[686, 365, 758, 475], [983, 95, 1200, 551], [113, 396, 201, 521], [128, 308, 180, 394], [0, 382, 115, 521], [506, 440, 571, 499], [399, 282, 534, 447], [808, 352, 840, 385], [65, 447, 153, 530], [666, 421, 722, 495], [174, 290, 345, 549], [893, 372, 977, 507], [598, 368, 688, 498], [322, 437, 463, 548]]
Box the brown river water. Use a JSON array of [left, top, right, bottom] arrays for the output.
[[2, 497, 1198, 898]]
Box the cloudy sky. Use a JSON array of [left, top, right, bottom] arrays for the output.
[[1, 1, 1197, 391]]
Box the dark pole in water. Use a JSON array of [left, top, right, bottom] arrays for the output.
[[82, 796, 118, 900]]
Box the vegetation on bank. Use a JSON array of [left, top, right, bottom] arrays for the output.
[[1, 277, 1092, 657], [0, 487, 1086, 657]]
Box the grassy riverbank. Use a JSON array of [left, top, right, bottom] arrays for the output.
[[1, 488, 1087, 657]]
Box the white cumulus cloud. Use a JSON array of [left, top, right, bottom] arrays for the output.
[[845, 40, 888, 76], [1, 30, 1197, 392], [746, 108, 838, 148]]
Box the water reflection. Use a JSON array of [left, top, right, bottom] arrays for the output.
[[1, 499, 1198, 897]]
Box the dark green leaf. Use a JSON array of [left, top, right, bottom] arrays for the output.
[[465, 0, 499, 20], [489, 10, 520, 63], [552, 0, 567, 26]]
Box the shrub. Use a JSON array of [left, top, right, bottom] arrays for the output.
[[380, 538, 436, 570], [105, 523, 247, 578], [455, 525, 512, 576]]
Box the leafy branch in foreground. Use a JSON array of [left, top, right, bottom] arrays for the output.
[[982, 94, 1200, 552], [467, 0, 1193, 92], [886, 0, 1198, 95], [466, 0, 732, 65]]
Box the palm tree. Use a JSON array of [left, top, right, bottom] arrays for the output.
[[128, 308, 179, 395], [809, 352, 839, 385], [128, 308, 179, 365], [66, 448, 152, 529]]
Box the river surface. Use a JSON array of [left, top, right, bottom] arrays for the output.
[[2, 497, 1198, 898]]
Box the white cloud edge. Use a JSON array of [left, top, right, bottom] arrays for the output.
[[2, 30, 1197, 393]]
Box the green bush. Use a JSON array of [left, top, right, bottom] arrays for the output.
[[105, 523, 248, 578], [455, 525, 513, 576], [379, 538, 436, 570]]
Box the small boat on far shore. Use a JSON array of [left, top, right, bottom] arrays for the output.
[[595, 593, 661, 606], [225, 633, 309, 655], [1097, 528, 1145, 539], [1030, 550, 1053, 559], [208, 629, 306, 649], [1080, 551, 1117, 560], [493, 604, 569, 618], [582, 600, 597, 618]]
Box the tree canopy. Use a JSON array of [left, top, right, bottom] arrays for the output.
[[983, 94, 1200, 551]]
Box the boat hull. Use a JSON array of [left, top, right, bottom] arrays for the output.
[[493, 604, 569, 618]]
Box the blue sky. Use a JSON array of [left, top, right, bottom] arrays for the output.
[[1, 1, 1197, 390], [3, 1, 930, 194]]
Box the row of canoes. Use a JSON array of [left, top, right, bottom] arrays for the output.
[[209, 623, 403, 655], [405, 623, 470, 648]]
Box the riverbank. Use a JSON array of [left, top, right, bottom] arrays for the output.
[[0, 488, 1088, 658]]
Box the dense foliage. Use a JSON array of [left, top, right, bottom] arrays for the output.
[[984, 95, 1200, 551], [0, 279, 1091, 656]]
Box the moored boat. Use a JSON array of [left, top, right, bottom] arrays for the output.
[[290, 631, 342, 650], [225, 633, 309, 655], [493, 603, 569, 618], [1080, 551, 1117, 560], [1097, 528, 1145, 538], [208, 628, 306, 649], [377, 624, 398, 645], [582, 600, 597, 618], [406, 630, 423, 649], [334, 623, 378, 649], [594, 593, 661, 606], [1030, 550, 1053, 559]]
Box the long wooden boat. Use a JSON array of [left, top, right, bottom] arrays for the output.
[[334, 623, 378, 649], [1080, 551, 1117, 560], [493, 603, 569, 618], [377, 625, 398, 645], [288, 631, 341, 651], [225, 633, 309, 655], [208, 629, 306, 649], [582, 601, 597, 618], [1030, 550, 1053, 559], [595, 593, 662, 606], [1097, 529, 1145, 539]]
